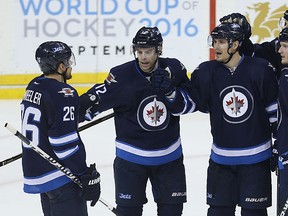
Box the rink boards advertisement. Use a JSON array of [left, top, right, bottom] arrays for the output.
[[0, 0, 287, 98]]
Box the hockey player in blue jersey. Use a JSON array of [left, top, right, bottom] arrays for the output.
[[219, 10, 288, 79], [21, 41, 101, 216], [188, 23, 278, 216], [275, 28, 288, 215], [82, 26, 196, 216], [218, 11, 288, 214]]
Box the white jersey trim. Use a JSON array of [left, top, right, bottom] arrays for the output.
[[24, 170, 65, 185], [115, 137, 181, 157], [211, 140, 271, 157]]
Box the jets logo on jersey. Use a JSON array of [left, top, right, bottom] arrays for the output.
[[224, 88, 246, 117], [220, 85, 253, 124], [137, 96, 170, 131], [58, 88, 74, 97]]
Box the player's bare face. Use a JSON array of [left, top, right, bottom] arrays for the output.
[[213, 39, 230, 63], [136, 47, 158, 73], [278, 41, 288, 65]]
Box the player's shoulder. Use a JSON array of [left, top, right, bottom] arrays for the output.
[[242, 56, 277, 81], [158, 57, 187, 72], [243, 55, 270, 66], [110, 60, 135, 74], [243, 56, 276, 72], [193, 60, 219, 74], [106, 60, 136, 85], [159, 57, 183, 66], [199, 60, 218, 68], [34, 76, 77, 97]]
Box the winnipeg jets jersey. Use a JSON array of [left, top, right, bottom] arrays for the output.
[[277, 67, 288, 156], [190, 56, 278, 165], [84, 58, 195, 166], [21, 75, 87, 193]]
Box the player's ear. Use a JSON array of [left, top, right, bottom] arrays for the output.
[[57, 62, 66, 72], [232, 40, 240, 51]]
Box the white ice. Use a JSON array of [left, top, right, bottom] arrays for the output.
[[0, 99, 277, 215]]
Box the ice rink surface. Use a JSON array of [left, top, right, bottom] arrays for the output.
[[0, 99, 277, 215]]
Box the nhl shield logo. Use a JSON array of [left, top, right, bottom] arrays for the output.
[[137, 95, 170, 131], [220, 85, 254, 124]]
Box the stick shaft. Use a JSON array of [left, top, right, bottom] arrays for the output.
[[4, 122, 120, 216], [79, 112, 114, 132], [0, 153, 22, 167], [1, 113, 114, 166]]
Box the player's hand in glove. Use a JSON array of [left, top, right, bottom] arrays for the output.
[[270, 142, 278, 172], [150, 67, 175, 96], [219, 13, 251, 39], [80, 92, 100, 107], [81, 163, 101, 206], [79, 93, 100, 122]]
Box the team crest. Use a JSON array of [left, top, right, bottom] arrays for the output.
[[220, 85, 254, 124], [58, 88, 74, 97], [137, 96, 169, 131]]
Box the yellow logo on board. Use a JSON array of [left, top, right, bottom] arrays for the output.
[[246, 3, 287, 42]]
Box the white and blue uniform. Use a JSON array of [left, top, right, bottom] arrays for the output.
[[85, 58, 195, 166], [83, 57, 195, 210], [190, 56, 278, 165], [21, 75, 87, 194], [188, 55, 278, 211]]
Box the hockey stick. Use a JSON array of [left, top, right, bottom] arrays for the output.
[[78, 112, 114, 131], [4, 123, 120, 216], [0, 153, 22, 167], [0, 113, 115, 167]]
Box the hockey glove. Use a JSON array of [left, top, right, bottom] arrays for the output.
[[270, 142, 278, 172], [219, 13, 252, 39], [79, 93, 100, 122], [150, 67, 175, 96], [80, 92, 100, 106], [280, 154, 288, 170], [81, 163, 101, 206]]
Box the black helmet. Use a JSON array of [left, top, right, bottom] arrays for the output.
[[279, 28, 288, 42], [35, 41, 74, 74], [132, 26, 163, 55], [210, 23, 245, 47]]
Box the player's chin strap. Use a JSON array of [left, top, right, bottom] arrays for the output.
[[56, 69, 67, 83], [222, 47, 237, 65], [222, 43, 240, 65]]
